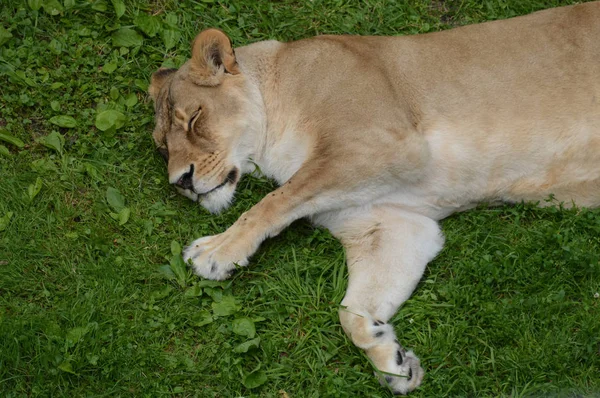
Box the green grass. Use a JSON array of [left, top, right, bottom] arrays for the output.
[[1, 0, 599, 396]]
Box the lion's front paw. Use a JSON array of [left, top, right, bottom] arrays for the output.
[[182, 234, 249, 280], [375, 343, 424, 395]]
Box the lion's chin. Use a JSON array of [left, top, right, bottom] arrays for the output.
[[176, 184, 236, 214], [199, 183, 236, 214]]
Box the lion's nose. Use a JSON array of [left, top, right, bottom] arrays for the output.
[[174, 164, 195, 191]]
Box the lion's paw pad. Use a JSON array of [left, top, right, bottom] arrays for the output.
[[377, 344, 424, 395]]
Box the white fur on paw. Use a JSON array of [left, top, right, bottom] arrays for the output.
[[368, 319, 396, 345], [182, 235, 249, 280], [377, 344, 424, 395]]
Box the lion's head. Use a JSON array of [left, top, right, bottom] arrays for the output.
[[149, 29, 264, 213]]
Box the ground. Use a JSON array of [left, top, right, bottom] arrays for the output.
[[0, 0, 599, 396]]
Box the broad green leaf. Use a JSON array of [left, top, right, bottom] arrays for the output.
[[143, 219, 153, 236], [242, 370, 267, 389], [27, 177, 43, 201], [0, 26, 12, 47], [204, 287, 222, 302], [111, 0, 125, 18], [48, 39, 62, 54], [161, 29, 181, 50], [109, 86, 119, 100], [134, 79, 148, 91], [50, 101, 60, 111], [77, 27, 91, 36], [58, 361, 77, 374], [13, 70, 35, 87], [84, 163, 103, 181], [0, 212, 13, 232], [196, 280, 227, 288], [150, 284, 173, 300], [170, 240, 182, 256], [133, 14, 161, 37], [192, 311, 213, 327], [86, 354, 99, 365], [106, 187, 125, 212], [164, 13, 178, 28], [233, 337, 260, 353], [0, 129, 25, 148], [117, 207, 130, 225], [157, 264, 176, 280], [28, 0, 42, 11], [30, 158, 57, 173], [91, 0, 108, 12], [184, 285, 202, 297], [232, 317, 256, 338], [0, 145, 9, 157], [151, 209, 177, 217], [102, 62, 117, 74], [124, 93, 138, 107], [112, 28, 143, 48], [211, 295, 239, 317], [49, 115, 77, 128], [95, 110, 127, 131], [38, 131, 64, 153], [42, 0, 64, 15], [64, 0, 76, 9], [170, 255, 187, 286], [66, 326, 87, 347]]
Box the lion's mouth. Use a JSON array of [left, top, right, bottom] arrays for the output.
[[193, 167, 238, 197], [174, 167, 238, 213]]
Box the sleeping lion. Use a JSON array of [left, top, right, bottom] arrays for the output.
[[148, 2, 600, 394]]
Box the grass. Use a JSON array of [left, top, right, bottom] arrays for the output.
[[0, 0, 599, 396]]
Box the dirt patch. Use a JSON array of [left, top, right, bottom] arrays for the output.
[[26, 116, 49, 139]]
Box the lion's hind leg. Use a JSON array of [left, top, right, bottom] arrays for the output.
[[327, 206, 444, 395]]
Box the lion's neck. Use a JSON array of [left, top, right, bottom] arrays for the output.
[[237, 41, 314, 185]]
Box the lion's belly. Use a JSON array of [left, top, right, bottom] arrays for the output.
[[375, 123, 600, 220]]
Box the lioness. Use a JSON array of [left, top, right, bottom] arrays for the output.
[[149, 2, 600, 394]]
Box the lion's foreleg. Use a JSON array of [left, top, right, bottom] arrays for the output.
[[183, 160, 396, 279]]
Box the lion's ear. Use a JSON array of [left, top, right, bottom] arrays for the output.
[[149, 67, 177, 101], [190, 28, 239, 84]]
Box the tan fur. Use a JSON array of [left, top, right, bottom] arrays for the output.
[[149, 3, 600, 394]]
